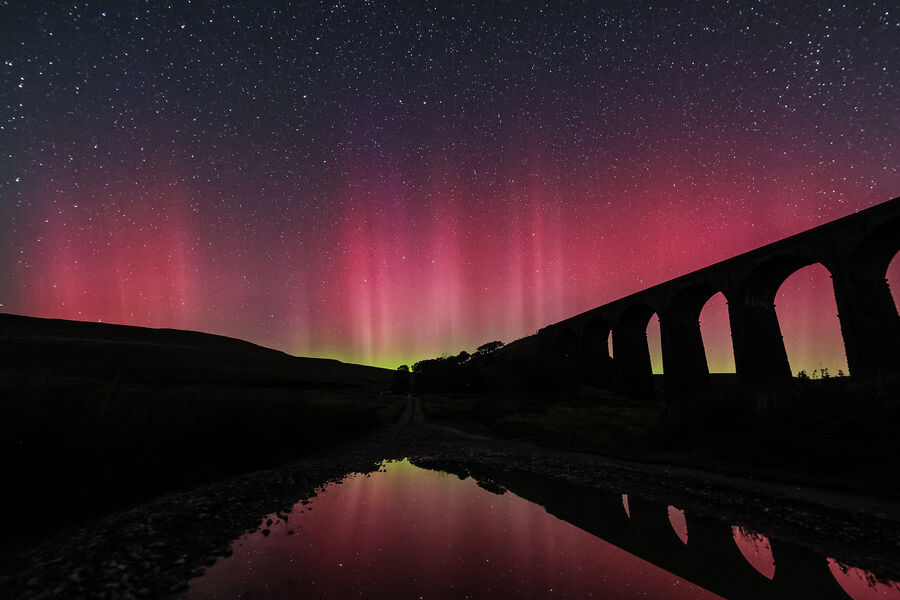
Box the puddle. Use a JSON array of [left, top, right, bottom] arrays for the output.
[[181, 458, 899, 600]]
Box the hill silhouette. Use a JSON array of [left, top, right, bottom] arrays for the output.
[[0, 312, 391, 389], [0, 313, 399, 535]]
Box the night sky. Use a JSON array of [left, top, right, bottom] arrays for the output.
[[1, 1, 898, 371]]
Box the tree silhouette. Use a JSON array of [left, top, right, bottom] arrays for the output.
[[476, 340, 504, 355]]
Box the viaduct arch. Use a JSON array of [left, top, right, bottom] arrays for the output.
[[537, 197, 900, 399]]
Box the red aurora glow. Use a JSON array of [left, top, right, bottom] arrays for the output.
[[9, 157, 900, 370], [2, 2, 897, 369]]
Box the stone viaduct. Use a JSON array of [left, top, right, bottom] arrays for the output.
[[537, 196, 900, 399]]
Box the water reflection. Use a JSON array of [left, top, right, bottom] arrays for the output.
[[668, 505, 689, 545], [182, 459, 720, 599], [181, 458, 900, 600], [731, 526, 775, 580], [828, 559, 900, 600], [452, 461, 900, 600]]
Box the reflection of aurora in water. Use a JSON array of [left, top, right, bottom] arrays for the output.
[[182, 459, 900, 600], [183, 459, 721, 599], [668, 505, 689, 545], [828, 560, 900, 600], [732, 526, 776, 580]]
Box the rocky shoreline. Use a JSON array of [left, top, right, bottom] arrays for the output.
[[2, 423, 899, 599]]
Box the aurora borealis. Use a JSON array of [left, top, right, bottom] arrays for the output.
[[1, 2, 897, 370]]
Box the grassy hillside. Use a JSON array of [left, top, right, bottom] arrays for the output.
[[0, 313, 403, 535]]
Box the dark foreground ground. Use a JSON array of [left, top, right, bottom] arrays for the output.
[[2, 419, 900, 600], [2, 314, 899, 598], [0, 313, 401, 537], [417, 374, 900, 501]]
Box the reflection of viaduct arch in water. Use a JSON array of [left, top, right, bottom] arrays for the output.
[[465, 465, 857, 600], [538, 197, 900, 399]]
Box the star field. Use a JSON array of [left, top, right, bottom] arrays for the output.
[[1, 1, 898, 369]]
